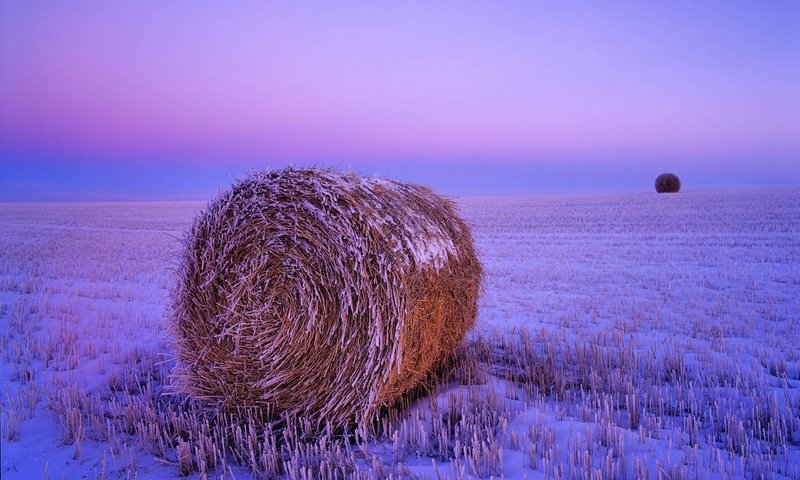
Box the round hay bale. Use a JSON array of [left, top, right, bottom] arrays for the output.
[[655, 173, 681, 193], [171, 167, 482, 430]]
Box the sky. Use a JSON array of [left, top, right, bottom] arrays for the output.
[[1, 1, 799, 200]]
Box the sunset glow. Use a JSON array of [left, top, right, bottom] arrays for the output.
[[2, 1, 799, 199]]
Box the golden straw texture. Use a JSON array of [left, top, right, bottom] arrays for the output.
[[171, 168, 482, 430]]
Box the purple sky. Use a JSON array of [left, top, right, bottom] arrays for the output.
[[1, 1, 799, 200]]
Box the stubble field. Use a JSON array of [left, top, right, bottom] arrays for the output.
[[1, 188, 798, 479]]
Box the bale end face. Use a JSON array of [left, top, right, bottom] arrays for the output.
[[655, 173, 681, 193]]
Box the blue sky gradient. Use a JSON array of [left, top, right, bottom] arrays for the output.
[[2, 1, 799, 200]]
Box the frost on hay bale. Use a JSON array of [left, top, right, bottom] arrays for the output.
[[655, 173, 681, 193], [171, 167, 482, 430]]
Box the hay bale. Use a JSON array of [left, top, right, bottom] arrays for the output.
[[171, 167, 482, 430], [655, 173, 681, 193]]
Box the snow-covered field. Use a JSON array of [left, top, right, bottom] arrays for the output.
[[1, 189, 798, 479]]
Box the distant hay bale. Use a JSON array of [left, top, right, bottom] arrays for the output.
[[170, 167, 482, 430], [655, 173, 681, 193]]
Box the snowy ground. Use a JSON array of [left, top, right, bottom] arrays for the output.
[[1, 189, 798, 479]]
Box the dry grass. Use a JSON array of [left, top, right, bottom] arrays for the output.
[[20, 326, 797, 479]]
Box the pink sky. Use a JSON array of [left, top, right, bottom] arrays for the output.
[[1, 2, 799, 199]]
